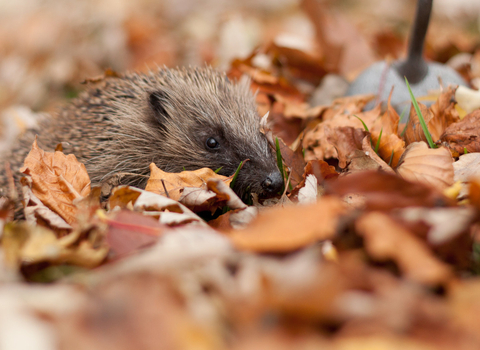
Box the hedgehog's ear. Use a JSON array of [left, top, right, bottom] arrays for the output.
[[148, 91, 169, 125]]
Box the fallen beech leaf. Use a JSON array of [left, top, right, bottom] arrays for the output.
[[19, 138, 91, 225], [396, 142, 454, 190], [105, 210, 165, 259], [178, 178, 246, 213], [454, 153, 480, 183], [303, 97, 379, 161], [428, 86, 460, 140], [229, 196, 346, 252], [361, 136, 395, 174], [325, 126, 367, 168], [440, 109, 480, 154], [298, 174, 318, 204], [110, 186, 208, 227], [145, 163, 231, 201], [397, 207, 474, 269], [21, 176, 72, 232], [369, 93, 406, 168], [288, 160, 338, 200], [208, 206, 258, 231], [404, 102, 434, 146], [276, 136, 306, 187], [325, 171, 454, 211], [356, 212, 452, 285], [455, 86, 480, 114], [3, 222, 107, 269], [206, 179, 246, 210]]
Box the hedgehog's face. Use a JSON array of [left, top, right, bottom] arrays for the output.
[[147, 71, 283, 199], [193, 119, 283, 199]]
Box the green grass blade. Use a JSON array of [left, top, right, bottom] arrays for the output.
[[275, 137, 286, 192], [353, 115, 369, 132], [214, 166, 223, 174], [374, 128, 383, 153], [464, 147, 468, 154], [404, 77, 437, 148], [388, 150, 395, 166], [230, 160, 243, 190]]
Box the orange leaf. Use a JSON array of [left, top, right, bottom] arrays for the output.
[[20, 138, 91, 225]]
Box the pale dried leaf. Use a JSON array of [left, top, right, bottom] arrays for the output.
[[298, 174, 318, 204], [396, 142, 454, 190], [19, 139, 91, 224]]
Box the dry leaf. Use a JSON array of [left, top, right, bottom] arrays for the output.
[[105, 210, 165, 259], [145, 163, 231, 201], [325, 126, 367, 169], [229, 196, 346, 252], [440, 109, 480, 154], [356, 212, 452, 285], [19, 138, 91, 225], [361, 136, 395, 174], [110, 186, 207, 227], [396, 142, 454, 190], [454, 153, 480, 183], [325, 171, 454, 211], [21, 176, 72, 232], [404, 102, 434, 146]]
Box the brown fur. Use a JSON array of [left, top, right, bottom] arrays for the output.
[[0, 67, 282, 202]]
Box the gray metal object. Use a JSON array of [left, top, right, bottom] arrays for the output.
[[345, 0, 467, 120]]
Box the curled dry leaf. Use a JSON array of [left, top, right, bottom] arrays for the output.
[[3, 222, 107, 270], [297, 174, 318, 204], [109, 186, 207, 228], [440, 109, 480, 155], [404, 102, 433, 146], [428, 86, 460, 140], [404, 88, 459, 147], [325, 171, 454, 211], [302, 97, 379, 161], [454, 153, 480, 184], [179, 178, 246, 213], [208, 206, 258, 231], [356, 212, 452, 285], [228, 196, 347, 252], [19, 139, 91, 225], [396, 142, 454, 190], [145, 163, 231, 201], [325, 126, 367, 168], [288, 160, 338, 201], [361, 136, 395, 174], [21, 176, 71, 232], [397, 207, 474, 269], [104, 210, 166, 259]]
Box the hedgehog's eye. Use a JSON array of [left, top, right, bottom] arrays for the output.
[[206, 137, 219, 149]]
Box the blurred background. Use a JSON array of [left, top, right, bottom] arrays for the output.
[[0, 0, 478, 121]]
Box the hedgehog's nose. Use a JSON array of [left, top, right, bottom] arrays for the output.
[[261, 171, 283, 195]]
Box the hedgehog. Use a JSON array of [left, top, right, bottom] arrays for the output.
[[0, 67, 283, 206]]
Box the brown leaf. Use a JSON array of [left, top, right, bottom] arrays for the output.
[[109, 186, 208, 228], [19, 138, 91, 225], [105, 210, 165, 259], [228, 196, 347, 252], [325, 126, 367, 168], [396, 142, 454, 190], [276, 136, 306, 187], [303, 100, 379, 162], [428, 86, 460, 140], [404, 102, 434, 146], [440, 109, 480, 154], [356, 212, 452, 285], [145, 163, 231, 201], [361, 136, 395, 174], [369, 94, 405, 167], [288, 160, 339, 201], [325, 171, 454, 211]]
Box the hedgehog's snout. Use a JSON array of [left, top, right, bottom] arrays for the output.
[[261, 171, 283, 196]]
